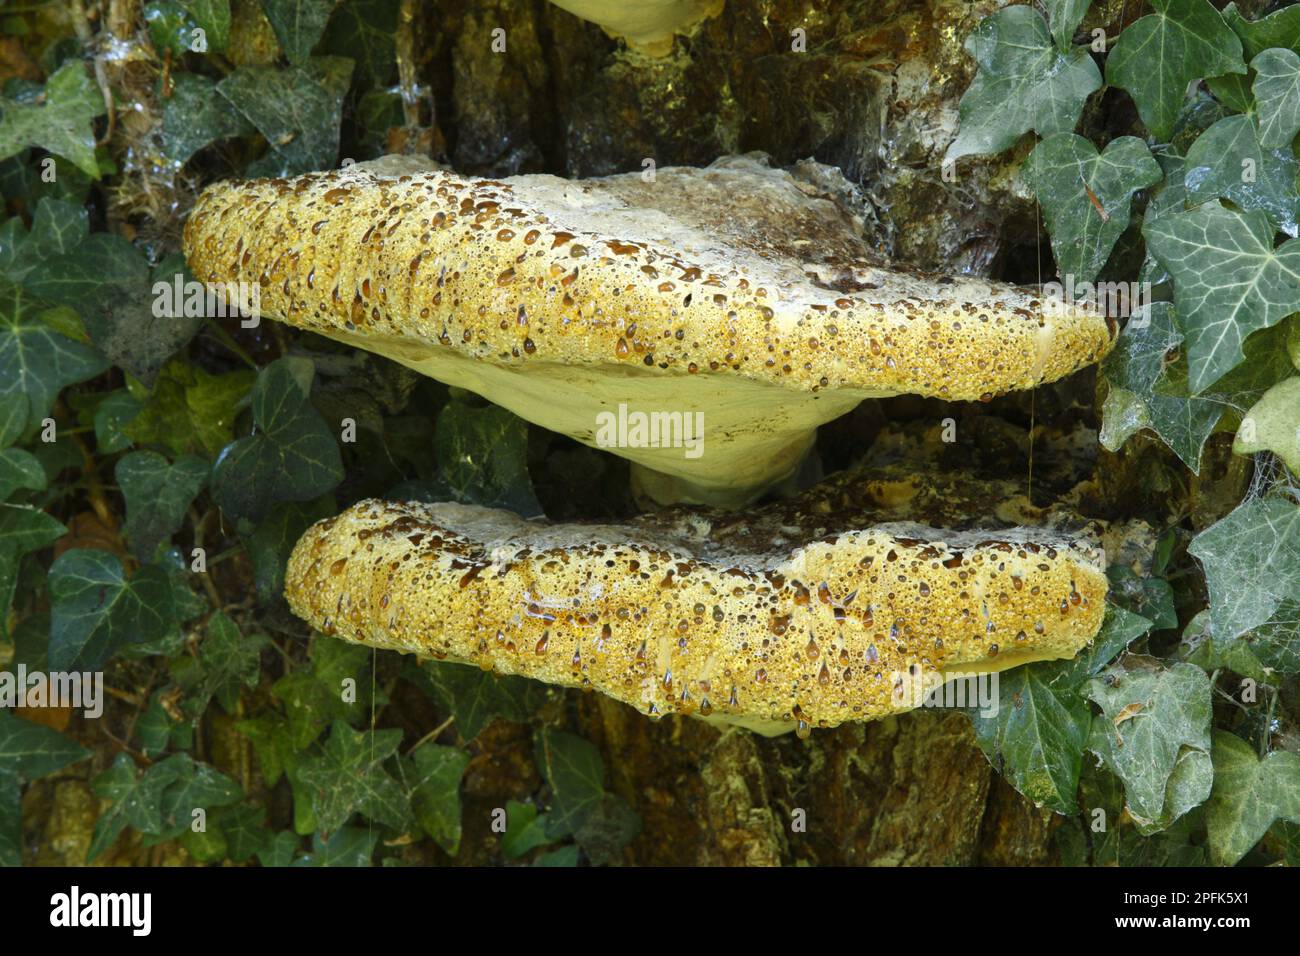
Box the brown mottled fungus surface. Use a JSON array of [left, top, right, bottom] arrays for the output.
[[183, 154, 1116, 507], [285, 466, 1108, 735]]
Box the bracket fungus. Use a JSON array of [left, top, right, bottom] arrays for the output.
[[182, 154, 1117, 508], [546, 0, 725, 56], [285, 463, 1108, 736]]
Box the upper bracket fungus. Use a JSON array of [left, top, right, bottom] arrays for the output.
[[183, 154, 1117, 509], [285, 461, 1108, 736], [546, 0, 725, 56]]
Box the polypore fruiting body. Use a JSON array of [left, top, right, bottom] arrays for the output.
[[547, 0, 724, 56], [183, 155, 1115, 507], [285, 468, 1108, 735]]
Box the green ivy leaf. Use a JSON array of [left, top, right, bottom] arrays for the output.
[[0, 62, 106, 177], [1144, 204, 1300, 393], [1085, 660, 1212, 831], [0, 197, 88, 282], [210, 358, 343, 526], [534, 728, 606, 838], [1206, 730, 1300, 865], [500, 799, 554, 859], [945, 6, 1101, 162], [1234, 600, 1300, 676], [1223, 2, 1300, 59], [124, 359, 255, 458], [968, 604, 1152, 813], [415, 659, 542, 741], [296, 721, 411, 833], [0, 503, 65, 555], [243, 495, 335, 604], [1023, 133, 1161, 285], [88, 753, 183, 862], [435, 399, 542, 518], [404, 744, 470, 855], [1252, 48, 1300, 149], [0, 448, 45, 502], [1189, 495, 1300, 643], [260, 0, 335, 65], [144, 0, 231, 56], [219, 804, 272, 863], [1182, 115, 1300, 237], [173, 612, 269, 717], [135, 691, 193, 757], [1234, 375, 1300, 471], [160, 72, 253, 163], [216, 57, 354, 176], [1106, 0, 1246, 142], [1044, 0, 1092, 50], [0, 710, 89, 781], [116, 451, 208, 561], [1100, 302, 1224, 471], [48, 549, 175, 671], [143, 753, 242, 842], [322, 0, 399, 90], [292, 826, 377, 866], [0, 277, 109, 444]]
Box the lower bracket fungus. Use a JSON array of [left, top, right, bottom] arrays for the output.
[[183, 154, 1116, 508], [285, 463, 1108, 736]]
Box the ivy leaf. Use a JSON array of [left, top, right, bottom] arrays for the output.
[[1234, 376, 1300, 472], [435, 400, 542, 518], [1222, 2, 1300, 59], [292, 826, 378, 866], [1206, 730, 1300, 865], [0, 277, 109, 443], [1044, 0, 1092, 50], [404, 744, 470, 855], [0, 62, 106, 177], [1, 197, 89, 282], [295, 721, 411, 833], [1144, 204, 1300, 394], [243, 495, 335, 603], [48, 549, 176, 671], [534, 728, 607, 838], [1085, 660, 1212, 832], [143, 0, 231, 56], [160, 72, 253, 163], [322, 0, 399, 90], [219, 804, 272, 863], [0, 710, 89, 781], [210, 358, 343, 526], [217, 57, 354, 176], [1100, 302, 1224, 471], [143, 753, 242, 842], [1182, 114, 1300, 237], [1234, 600, 1300, 676], [945, 6, 1101, 162], [259, 0, 334, 65], [124, 359, 255, 458], [116, 451, 208, 561], [0, 503, 65, 555], [1252, 48, 1300, 149], [1106, 0, 1246, 142], [0, 447, 45, 502], [500, 799, 555, 859], [172, 612, 269, 717], [414, 660, 542, 741], [1189, 495, 1300, 643], [1023, 133, 1161, 285], [87, 753, 183, 862], [968, 604, 1152, 813]]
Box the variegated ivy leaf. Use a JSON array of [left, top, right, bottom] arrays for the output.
[[1207, 730, 1300, 865], [1144, 203, 1300, 394], [1023, 133, 1161, 286], [1252, 48, 1300, 149], [1106, 0, 1246, 141], [945, 6, 1101, 162]]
